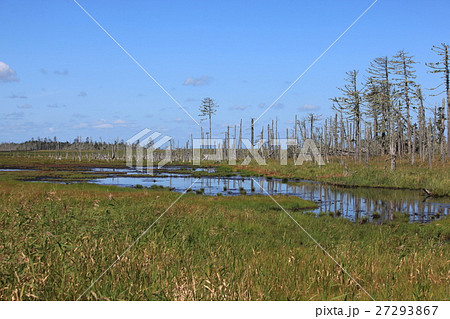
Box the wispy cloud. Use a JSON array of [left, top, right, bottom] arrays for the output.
[[258, 102, 284, 109], [299, 104, 320, 112], [47, 103, 66, 108], [72, 119, 133, 130], [183, 75, 212, 86], [3, 112, 24, 120], [274, 103, 285, 109], [72, 113, 87, 118], [93, 123, 113, 129], [229, 105, 249, 111], [17, 104, 32, 109], [112, 119, 127, 125], [54, 69, 68, 76], [91, 119, 112, 129], [73, 123, 88, 129], [8, 93, 27, 99], [0, 62, 19, 82], [90, 119, 130, 129]]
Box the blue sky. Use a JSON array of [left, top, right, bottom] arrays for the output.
[[1, 0, 449, 143]]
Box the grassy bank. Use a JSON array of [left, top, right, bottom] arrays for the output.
[[0, 179, 448, 300], [231, 158, 450, 197], [0, 151, 126, 170], [1, 153, 449, 196]]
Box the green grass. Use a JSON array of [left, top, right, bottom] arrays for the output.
[[2, 152, 448, 196], [0, 153, 449, 300], [230, 158, 450, 197], [0, 151, 126, 169], [0, 179, 448, 301]]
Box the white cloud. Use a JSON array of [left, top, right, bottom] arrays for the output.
[[3, 112, 24, 120], [8, 93, 27, 99], [183, 75, 212, 86], [274, 103, 284, 109], [154, 126, 169, 132], [299, 104, 320, 112], [258, 102, 284, 109], [73, 118, 132, 130], [229, 105, 249, 111], [112, 119, 129, 127], [91, 119, 130, 129], [47, 103, 66, 108], [17, 104, 32, 109], [54, 69, 68, 75], [73, 123, 88, 129], [92, 119, 112, 129], [93, 123, 113, 129], [0, 62, 19, 83]]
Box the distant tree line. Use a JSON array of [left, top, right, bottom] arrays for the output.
[[0, 137, 125, 152]]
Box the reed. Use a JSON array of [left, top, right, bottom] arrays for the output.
[[0, 179, 448, 300]]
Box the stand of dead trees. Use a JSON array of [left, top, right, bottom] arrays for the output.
[[1, 45, 448, 170]]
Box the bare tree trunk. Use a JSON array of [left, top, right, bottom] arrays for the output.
[[441, 99, 446, 162], [209, 114, 212, 150], [324, 119, 329, 162], [239, 119, 243, 151], [428, 122, 433, 169], [390, 125, 396, 171], [250, 118, 254, 148], [411, 126, 415, 166]]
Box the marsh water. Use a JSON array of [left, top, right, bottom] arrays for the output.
[[89, 166, 450, 223]]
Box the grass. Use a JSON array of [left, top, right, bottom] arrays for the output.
[[0, 153, 449, 300], [2, 152, 449, 196], [230, 157, 450, 197], [0, 178, 449, 300], [0, 151, 126, 170]]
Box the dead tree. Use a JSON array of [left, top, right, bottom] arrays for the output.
[[426, 43, 449, 157], [392, 50, 418, 159], [332, 70, 363, 162]]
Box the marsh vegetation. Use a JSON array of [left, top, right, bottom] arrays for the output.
[[0, 154, 449, 300]]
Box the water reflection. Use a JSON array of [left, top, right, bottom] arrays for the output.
[[91, 171, 449, 223]]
